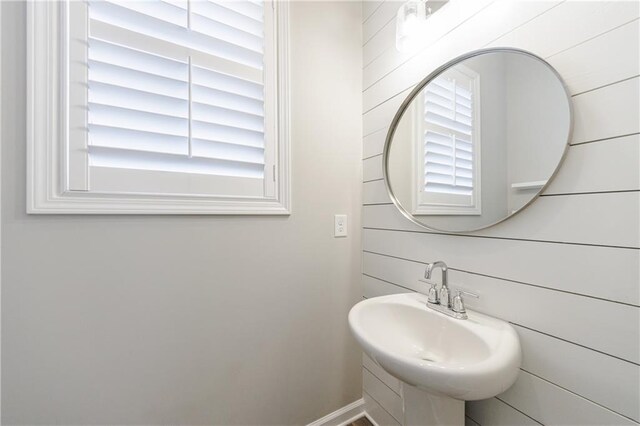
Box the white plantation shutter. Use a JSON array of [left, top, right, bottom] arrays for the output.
[[414, 67, 481, 215], [68, 0, 276, 198], [423, 75, 474, 195]]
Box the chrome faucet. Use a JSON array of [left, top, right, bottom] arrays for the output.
[[424, 261, 451, 308], [420, 261, 479, 320]]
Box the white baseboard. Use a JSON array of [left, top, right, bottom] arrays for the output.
[[307, 398, 366, 426], [363, 413, 380, 426]]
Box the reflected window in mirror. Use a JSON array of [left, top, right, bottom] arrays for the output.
[[413, 66, 481, 215]]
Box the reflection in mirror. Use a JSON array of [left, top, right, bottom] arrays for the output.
[[385, 49, 572, 232]]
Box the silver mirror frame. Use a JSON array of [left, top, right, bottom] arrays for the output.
[[382, 47, 574, 233]]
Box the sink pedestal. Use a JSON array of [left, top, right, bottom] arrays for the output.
[[402, 384, 464, 426]]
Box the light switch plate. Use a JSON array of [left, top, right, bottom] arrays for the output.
[[334, 214, 347, 237]]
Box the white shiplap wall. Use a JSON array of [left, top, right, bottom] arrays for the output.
[[360, 1, 640, 425]]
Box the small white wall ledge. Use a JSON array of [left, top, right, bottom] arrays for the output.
[[510, 180, 547, 190]]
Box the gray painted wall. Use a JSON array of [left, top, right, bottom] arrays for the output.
[[1, 1, 363, 424], [361, 1, 639, 425]]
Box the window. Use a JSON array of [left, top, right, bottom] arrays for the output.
[[27, 0, 290, 214], [412, 66, 481, 215]]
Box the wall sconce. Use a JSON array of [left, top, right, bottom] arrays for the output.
[[396, 0, 432, 53]]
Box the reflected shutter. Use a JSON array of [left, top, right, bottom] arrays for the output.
[[423, 74, 474, 196]]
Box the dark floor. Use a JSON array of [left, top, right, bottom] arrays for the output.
[[347, 416, 374, 426]]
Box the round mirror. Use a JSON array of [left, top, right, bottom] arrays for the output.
[[384, 48, 572, 232]]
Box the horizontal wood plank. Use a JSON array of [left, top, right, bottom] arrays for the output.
[[492, 1, 640, 59], [363, 353, 402, 395], [363, 191, 640, 248], [363, 14, 395, 67], [363, 391, 401, 426], [363, 88, 410, 137], [363, 1, 402, 44], [572, 77, 640, 144], [362, 155, 383, 182], [467, 397, 540, 426], [363, 155, 383, 182], [515, 325, 640, 421], [363, 368, 403, 422], [363, 1, 384, 24], [465, 415, 481, 426], [548, 19, 640, 95], [363, 179, 389, 205], [363, 127, 388, 159], [500, 370, 637, 426], [363, 274, 412, 299], [363, 228, 639, 306], [545, 134, 640, 194]]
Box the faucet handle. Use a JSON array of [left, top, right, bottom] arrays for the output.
[[418, 279, 440, 304], [451, 289, 479, 314], [427, 283, 439, 304]]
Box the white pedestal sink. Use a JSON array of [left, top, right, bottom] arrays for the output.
[[349, 293, 521, 426]]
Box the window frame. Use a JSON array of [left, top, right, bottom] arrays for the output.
[[411, 66, 482, 216], [27, 0, 291, 214]]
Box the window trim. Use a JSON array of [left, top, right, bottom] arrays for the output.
[[27, 0, 291, 214]]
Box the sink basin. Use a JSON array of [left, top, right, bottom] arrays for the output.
[[349, 293, 521, 401]]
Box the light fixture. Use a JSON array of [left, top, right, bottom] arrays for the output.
[[396, 0, 432, 53]]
